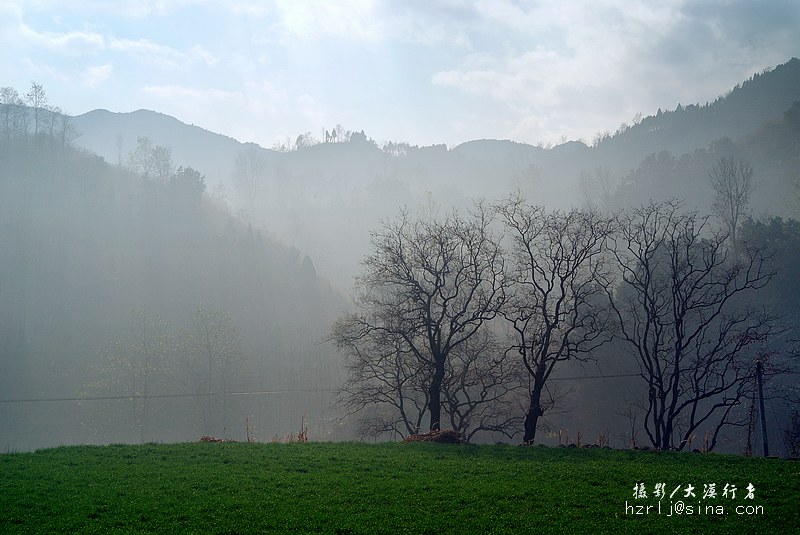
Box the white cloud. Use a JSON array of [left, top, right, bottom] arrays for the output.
[[265, 0, 474, 47], [22, 26, 105, 51], [82, 63, 113, 87], [108, 38, 187, 69], [27, 0, 197, 19], [246, 80, 287, 114], [143, 81, 287, 115], [230, 2, 274, 18], [19, 58, 113, 89], [271, 0, 379, 41], [109, 37, 219, 69], [143, 85, 242, 102], [0, 3, 105, 54], [20, 57, 70, 82], [0, 2, 23, 39], [297, 93, 326, 126], [190, 44, 218, 67], [431, 0, 798, 144]]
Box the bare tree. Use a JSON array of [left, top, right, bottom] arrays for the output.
[[128, 136, 174, 182], [231, 144, 269, 217], [334, 320, 524, 441], [42, 105, 61, 146], [331, 206, 507, 434], [1, 87, 20, 142], [0, 86, 28, 144], [115, 133, 124, 165], [609, 200, 779, 451], [498, 196, 616, 443], [25, 81, 47, 137], [441, 327, 526, 441], [709, 156, 753, 248], [181, 307, 244, 435], [333, 325, 430, 438], [91, 309, 177, 442], [577, 166, 615, 213], [57, 110, 78, 149]]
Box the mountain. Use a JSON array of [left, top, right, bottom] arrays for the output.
[[73, 108, 252, 186], [68, 58, 800, 288], [589, 57, 800, 176]]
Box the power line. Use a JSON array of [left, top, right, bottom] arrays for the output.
[[0, 388, 340, 404], [548, 372, 639, 381], [0, 374, 642, 404]]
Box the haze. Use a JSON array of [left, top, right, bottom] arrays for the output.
[[1, 2, 799, 454]]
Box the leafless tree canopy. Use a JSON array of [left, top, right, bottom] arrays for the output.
[[90, 309, 176, 442], [609, 200, 779, 450], [330, 192, 790, 447], [709, 156, 753, 247], [128, 136, 175, 183], [331, 206, 509, 438], [232, 144, 270, 216], [181, 307, 245, 434], [498, 196, 616, 442], [577, 166, 615, 213]]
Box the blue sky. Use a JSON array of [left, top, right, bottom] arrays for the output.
[[1, 1, 798, 148]]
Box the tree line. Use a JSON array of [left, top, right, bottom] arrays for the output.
[[332, 177, 793, 451], [1, 82, 77, 149], [89, 307, 245, 442]]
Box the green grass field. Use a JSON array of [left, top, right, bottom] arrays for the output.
[[1, 441, 796, 534]]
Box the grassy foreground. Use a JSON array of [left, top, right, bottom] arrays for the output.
[[0, 441, 796, 534]]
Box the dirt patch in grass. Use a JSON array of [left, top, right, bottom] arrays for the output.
[[403, 430, 464, 444]]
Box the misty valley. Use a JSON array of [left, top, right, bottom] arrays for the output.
[[1, 59, 799, 456]]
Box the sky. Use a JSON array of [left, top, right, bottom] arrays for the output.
[[1, 0, 798, 149]]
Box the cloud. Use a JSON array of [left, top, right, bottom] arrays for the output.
[[270, 0, 380, 42], [20, 57, 70, 82], [4, 0, 797, 149], [0, 3, 105, 54], [190, 45, 218, 67], [431, 0, 800, 144], [25, 0, 196, 19], [142, 85, 243, 102], [2, 2, 217, 70], [83, 63, 113, 87], [230, 2, 274, 18], [109, 37, 217, 69], [143, 81, 286, 114], [18, 58, 113, 89], [0, 2, 23, 39], [264, 0, 474, 47], [22, 27, 105, 52], [297, 93, 326, 125]]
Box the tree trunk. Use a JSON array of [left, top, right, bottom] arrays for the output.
[[428, 360, 445, 432], [523, 389, 543, 443]]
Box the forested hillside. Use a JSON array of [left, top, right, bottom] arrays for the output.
[[0, 119, 345, 451]]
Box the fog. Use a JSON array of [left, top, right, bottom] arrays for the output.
[[1, 58, 799, 453]]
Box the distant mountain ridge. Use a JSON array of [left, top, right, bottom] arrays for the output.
[[68, 58, 800, 288], [73, 108, 252, 185], [589, 57, 800, 174], [72, 58, 800, 189]]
